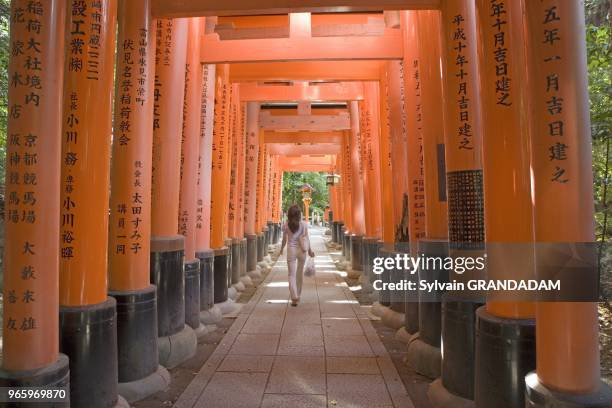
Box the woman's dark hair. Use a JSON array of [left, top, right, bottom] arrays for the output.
[[287, 205, 301, 233]]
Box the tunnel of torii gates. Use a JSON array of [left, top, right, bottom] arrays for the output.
[[0, 1, 610, 408]]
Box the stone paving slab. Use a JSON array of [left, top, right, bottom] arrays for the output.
[[175, 226, 414, 408], [276, 344, 326, 357], [217, 355, 275, 373], [260, 393, 327, 408], [326, 356, 381, 374], [324, 335, 374, 357], [327, 373, 395, 408], [242, 317, 285, 334], [321, 317, 365, 336], [195, 372, 268, 408], [266, 356, 326, 394], [228, 333, 280, 356]]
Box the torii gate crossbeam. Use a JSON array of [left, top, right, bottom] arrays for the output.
[[152, 0, 441, 18]]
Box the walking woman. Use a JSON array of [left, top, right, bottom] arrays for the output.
[[279, 205, 315, 306]]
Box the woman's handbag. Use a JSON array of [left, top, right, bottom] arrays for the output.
[[304, 256, 316, 277]]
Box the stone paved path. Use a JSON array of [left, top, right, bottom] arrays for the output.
[[175, 226, 414, 408]]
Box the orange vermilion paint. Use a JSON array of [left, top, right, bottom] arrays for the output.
[[361, 83, 383, 240], [59, 0, 117, 306], [525, 0, 601, 394], [151, 18, 188, 237], [385, 60, 413, 245], [244, 102, 260, 235], [349, 101, 366, 236], [3, 0, 65, 371], [210, 64, 232, 248], [415, 10, 448, 241], [109, 0, 155, 291], [476, 0, 534, 319], [178, 17, 204, 262], [340, 131, 353, 233], [401, 14, 428, 250], [195, 65, 216, 251]]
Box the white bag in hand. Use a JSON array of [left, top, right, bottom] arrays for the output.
[[304, 256, 316, 277]]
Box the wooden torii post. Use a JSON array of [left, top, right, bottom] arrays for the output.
[[403, 9, 451, 383], [524, 1, 611, 405], [243, 102, 262, 276], [432, 1, 486, 406], [209, 64, 233, 310], [149, 18, 198, 371], [179, 17, 206, 337], [0, 0, 70, 394], [107, 1, 170, 402], [195, 64, 221, 327], [473, 1, 536, 406]]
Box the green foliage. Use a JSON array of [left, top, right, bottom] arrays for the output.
[[281, 172, 329, 219], [585, 6, 611, 244]]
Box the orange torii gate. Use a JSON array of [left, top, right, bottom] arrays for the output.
[[0, 3, 609, 408]]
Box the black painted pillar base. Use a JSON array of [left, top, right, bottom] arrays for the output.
[[363, 238, 380, 284], [225, 239, 234, 292], [375, 245, 406, 330], [269, 222, 276, 243], [405, 239, 448, 379], [60, 297, 119, 408], [263, 226, 270, 249], [361, 237, 381, 297], [376, 246, 393, 308], [184, 259, 202, 332], [390, 245, 407, 315], [197, 248, 222, 326], [150, 235, 185, 338], [441, 293, 483, 402], [345, 232, 352, 263], [525, 372, 612, 408], [475, 306, 535, 408], [111, 286, 170, 403], [246, 234, 258, 272], [196, 249, 215, 312], [350, 234, 364, 273], [417, 239, 449, 343], [268, 222, 275, 245], [151, 236, 195, 370], [230, 239, 241, 285], [0, 354, 70, 408], [239, 237, 248, 278], [111, 286, 158, 383], [331, 221, 338, 243], [213, 247, 230, 304], [257, 233, 265, 262]]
